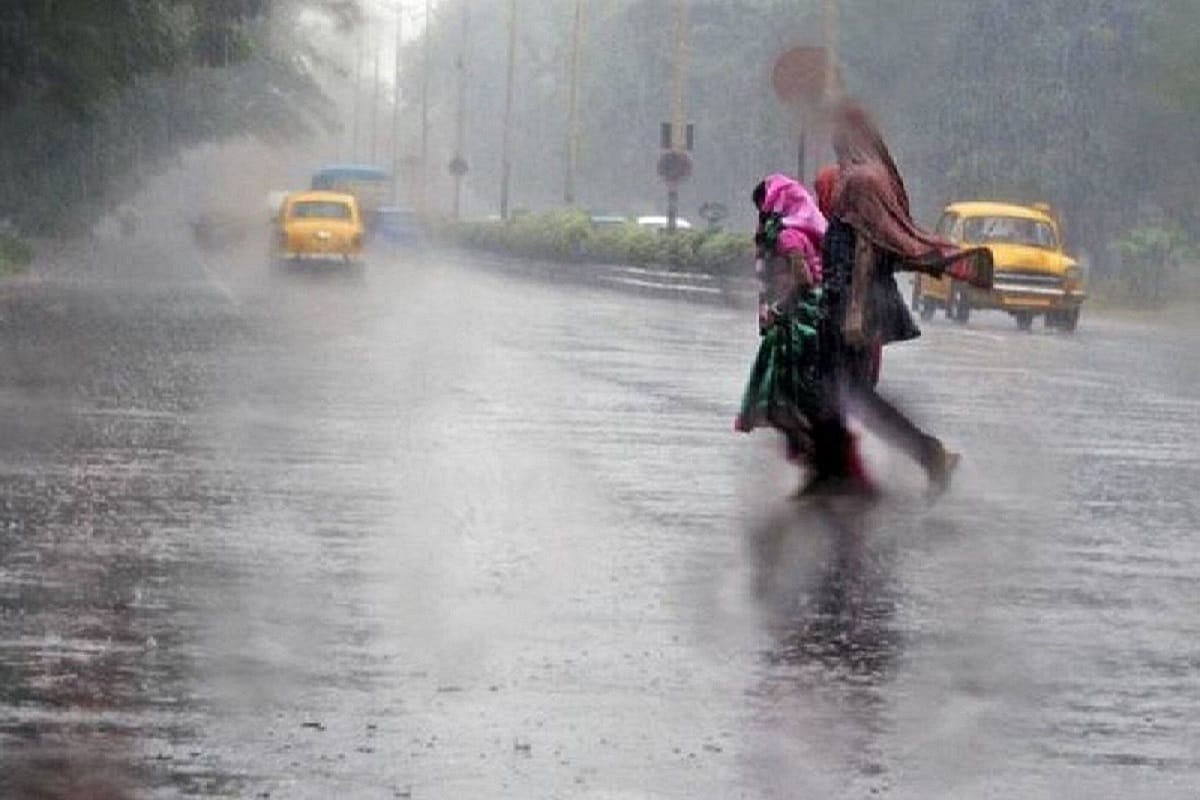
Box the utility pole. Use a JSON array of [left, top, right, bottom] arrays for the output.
[[563, 0, 585, 206], [499, 0, 518, 220], [351, 20, 364, 160], [667, 0, 689, 233], [391, 4, 404, 203], [420, 0, 432, 213], [370, 23, 382, 165], [452, 3, 470, 220], [817, 0, 841, 172], [823, 0, 840, 101]]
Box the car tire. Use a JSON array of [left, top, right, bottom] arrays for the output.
[[952, 285, 971, 324], [1015, 311, 1034, 331], [920, 298, 936, 320], [1060, 307, 1080, 333]]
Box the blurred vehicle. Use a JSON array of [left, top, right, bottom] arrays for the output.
[[635, 215, 693, 232], [374, 206, 423, 248], [588, 213, 631, 228], [913, 201, 1085, 331], [192, 210, 252, 252], [267, 190, 290, 223], [310, 164, 391, 234], [272, 190, 364, 269]]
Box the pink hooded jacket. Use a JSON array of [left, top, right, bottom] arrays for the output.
[[760, 173, 826, 281]]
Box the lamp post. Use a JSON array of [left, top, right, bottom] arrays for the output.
[[824, 0, 840, 101], [499, 0, 518, 220], [818, 0, 841, 172], [420, 0, 432, 213], [563, 0, 586, 206], [391, 4, 404, 203], [351, 19, 364, 160], [370, 22, 382, 164], [666, 0, 689, 234], [452, 3, 470, 220]]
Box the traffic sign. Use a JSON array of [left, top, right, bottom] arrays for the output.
[[657, 151, 692, 185], [771, 46, 836, 107]]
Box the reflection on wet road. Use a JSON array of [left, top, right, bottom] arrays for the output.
[[2, 239, 1198, 797]]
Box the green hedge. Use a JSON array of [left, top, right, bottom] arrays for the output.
[[0, 230, 33, 277], [453, 210, 753, 274], [1106, 223, 1197, 308]]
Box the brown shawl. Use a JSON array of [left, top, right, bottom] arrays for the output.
[[830, 104, 993, 289]]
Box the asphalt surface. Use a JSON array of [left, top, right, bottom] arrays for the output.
[[1, 235, 1198, 798]]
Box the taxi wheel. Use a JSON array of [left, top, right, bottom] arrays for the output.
[[1060, 307, 1080, 333], [952, 286, 971, 324], [1015, 311, 1034, 331]]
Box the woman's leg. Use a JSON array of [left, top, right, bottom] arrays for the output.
[[839, 347, 957, 493]]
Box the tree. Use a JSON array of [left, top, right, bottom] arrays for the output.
[[0, 0, 363, 234]]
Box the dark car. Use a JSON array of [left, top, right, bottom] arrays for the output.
[[374, 206, 423, 247]]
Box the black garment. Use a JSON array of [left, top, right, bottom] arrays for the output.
[[820, 217, 944, 476], [821, 218, 920, 348]]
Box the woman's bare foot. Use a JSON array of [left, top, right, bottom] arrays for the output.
[[926, 448, 961, 499]]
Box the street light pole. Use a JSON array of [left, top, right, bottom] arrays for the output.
[[824, 0, 840, 101], [391, 4, 404, 203], [420, 0, 432, 213], [816, 0, 841, 172], [370, 22, 382, 164], [499, 0, 518, 220], [351, 20, 364, 160], [667, 0, 689, 234], [563, 0, 585, 206], [452, 3, 470, 220]]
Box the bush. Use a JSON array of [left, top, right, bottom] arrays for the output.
[[1110, 222, 1196, 307], [0, 228, 33, 276], [696, 232, 754, 273], [451, 211, 753, 275]]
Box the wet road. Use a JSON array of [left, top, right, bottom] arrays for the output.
[[2, 236, 1198, 798]]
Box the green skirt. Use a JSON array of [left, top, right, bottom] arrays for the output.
[[735, 292, 824, 434]]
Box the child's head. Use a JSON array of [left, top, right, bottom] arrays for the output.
[[751, 180, 767, 212]]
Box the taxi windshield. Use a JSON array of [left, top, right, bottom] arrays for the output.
[[291, 201, 352, 220], [961, 216, 1057, 249]]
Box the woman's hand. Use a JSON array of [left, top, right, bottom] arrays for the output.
[[758, 303, 775, 332]]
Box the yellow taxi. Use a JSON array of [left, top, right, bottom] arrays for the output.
[[273, 190, 365, 268], [912, 201, 1085, 331]]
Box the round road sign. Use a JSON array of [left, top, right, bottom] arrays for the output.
[[657, 151, 692, 185], [771, 46, 836, 107]]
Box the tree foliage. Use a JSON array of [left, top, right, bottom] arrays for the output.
[[0, 0, 361, 234]]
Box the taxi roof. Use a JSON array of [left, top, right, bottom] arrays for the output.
[[944, 201, 1055, 222], [286, 190, 358, 205]]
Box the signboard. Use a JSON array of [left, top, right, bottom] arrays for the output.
[[771, 46, 836, 108], [657, 151, 692, 186]]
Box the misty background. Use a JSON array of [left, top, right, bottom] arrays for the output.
[[2, 1, 1199, 291]]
